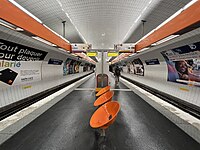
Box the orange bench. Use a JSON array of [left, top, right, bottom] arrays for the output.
[[94, 91, 114, 107], [90, 101, 120, 129], [96, 86, 111, 97]]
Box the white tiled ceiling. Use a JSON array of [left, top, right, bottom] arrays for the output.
[[15, 0, 84, 43], [14, 0, 192, 49]]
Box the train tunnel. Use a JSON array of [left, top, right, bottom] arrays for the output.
[[0, 0, 200, 150]]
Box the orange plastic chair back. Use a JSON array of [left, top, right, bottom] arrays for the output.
[[90, 101, 120, 129], [94, 91, 114, 107], [96, 86, 111, 97]]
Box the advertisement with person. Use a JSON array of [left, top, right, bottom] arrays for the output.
[[0, 60, 42, 88], [63, 58, 72, 76], [74, 61, 80, 73], [69, 60, 76, 74], [161, 41, 200, 86], [127, 62, 131, 73], [132, 58, 144, 76], [83, 64, 88, 72]]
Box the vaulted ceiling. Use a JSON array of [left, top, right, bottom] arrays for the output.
[[15, 0, 192, 49]]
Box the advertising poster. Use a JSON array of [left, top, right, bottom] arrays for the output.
[[0, 39, 47, 61], [83, 64, 88, 72], [132, 58, 144, 76], [0, 60, 42, 88], [126, 62, 131, 73], [63, 58, 72, 76], [145, 58, 160, 65], [161, 42, 200, 86], [74, 61, 81, 73], [69, 60, 76, 74]]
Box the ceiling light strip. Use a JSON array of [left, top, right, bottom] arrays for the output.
[[0, 0, 71, 51], [8, 0, 42, 24], [122, 0, 153, 42], [135, 0, 200, 51], [55, 0, 87, 43]]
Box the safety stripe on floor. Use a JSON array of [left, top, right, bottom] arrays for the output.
[[75, 88, 95, 91], [111, 89, 132, 91], [75, 88, 132, 91]]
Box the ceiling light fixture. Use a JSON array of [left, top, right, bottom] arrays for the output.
[[32, 36, 57, 47], [129, 53, 136, 57], [0, 19, 16, 30], [58, 48, 69, 52], [55, 0, 87, 43], [15, 27, 24, 31], [122, 0, 153, 42], [8, 0, 43, 24], [155, 35, 179, 45], [134, 0, 198, 46], [0, 19, 24, 31], [183, 0, 198, 10]]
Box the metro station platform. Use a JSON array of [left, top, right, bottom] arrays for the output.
[[0, 75, 199, 150]]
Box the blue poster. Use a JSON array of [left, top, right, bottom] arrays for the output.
[[145, 59, 160, 65], [48, 58, 63, 65]]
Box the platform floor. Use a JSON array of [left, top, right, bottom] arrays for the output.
[[0, 75, 200, 150]]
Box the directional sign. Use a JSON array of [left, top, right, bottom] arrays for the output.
[[87, 52, 97, 57], [107, 52, 118, 57]]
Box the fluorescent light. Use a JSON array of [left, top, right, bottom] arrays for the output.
[[58, 48, 66, 51], [155, 35, 179, 45], [0, 19, 16, 30], [134, 15, 142, 23], [8, 0, 42, 24], [135, 0, 197, 45], [137, 47, 149, 53], [32, 36, 57, 46], [55, 0, 87, 43], [156, 9, 183, 30], [56, 0, 63, 7], [122, 0, 153, 42], [141, 6, 148, 14], [183, 0, 198, 10], [15, 27, 24, 31], [0, 19, 24, 31], [129, 53, 136, 57]]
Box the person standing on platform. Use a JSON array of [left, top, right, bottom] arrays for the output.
[[114, 65, 121, 85]]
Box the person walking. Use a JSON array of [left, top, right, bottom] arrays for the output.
[[114, 66, 121, 85]]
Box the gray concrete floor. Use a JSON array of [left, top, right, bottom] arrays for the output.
[[0, 75, 200, 150]]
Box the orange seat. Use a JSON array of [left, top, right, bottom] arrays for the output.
[[96, 86, 111, 97], [90, 101, 120, 129], [94, 91, 114, 107]]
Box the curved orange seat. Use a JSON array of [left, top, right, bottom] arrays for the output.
[[94, 91, 114, 107], [90, 101, 120, 129], [96, 86, 111, 97]]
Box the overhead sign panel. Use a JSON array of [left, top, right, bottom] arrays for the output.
[[114, 43, 135, 51], [107, 52, 118, 57], [72, 44, 91, 51], [87, 52, 97, 57]]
